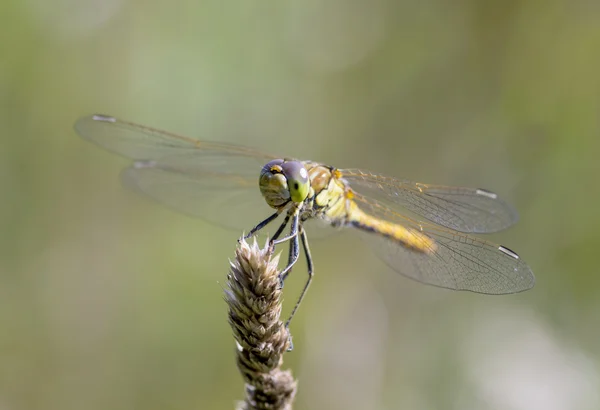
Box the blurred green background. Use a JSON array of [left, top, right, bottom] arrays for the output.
[[1, 1, 600, 409]]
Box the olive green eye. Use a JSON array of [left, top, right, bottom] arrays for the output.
[[281, 161, 310, 203], [259, 159, 290, 208], [258, 159, 309, 207]]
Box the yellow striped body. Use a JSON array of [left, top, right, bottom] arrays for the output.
[[345, 203, 436, 254], [302, 163, 437, 255]]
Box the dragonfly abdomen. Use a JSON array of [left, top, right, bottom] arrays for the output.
[[348, 204, 436, 254]]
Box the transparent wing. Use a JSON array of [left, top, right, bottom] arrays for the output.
[[121, 155, 276, 231], [301, 217, 343, 240], [352, 192, 535, 294], [340, 169, 518, 233], [75, 114, 279, 231], [75, 114, 278, 161]]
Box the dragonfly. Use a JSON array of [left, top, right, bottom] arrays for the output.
[[75, 114, 535, 327]]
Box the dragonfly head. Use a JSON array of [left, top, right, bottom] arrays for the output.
[[259, 159, 310, 208]]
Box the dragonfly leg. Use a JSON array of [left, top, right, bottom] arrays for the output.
[[272, 212, 300, 246], [271, 214, 291, 242], [282, 234, 296, 282], [285, 227, 313, 329], [276, 213, 300, 288], [280, 212, 301, 282], [240, 211, 281, 241]]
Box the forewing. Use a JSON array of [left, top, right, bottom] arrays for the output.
[[121, 154, 275, 231], [352, 193, 535, 294], [75, 114, 279, 231], [75, 114, 277, 161], [340, 169, 518, 233]]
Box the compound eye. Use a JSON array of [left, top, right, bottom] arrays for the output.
[[259, 159, 290, 208], [263, 159, 284, 174], [281, 161, 310, 203]]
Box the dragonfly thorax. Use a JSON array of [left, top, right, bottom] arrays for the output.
[[259, 159, 310, 209]]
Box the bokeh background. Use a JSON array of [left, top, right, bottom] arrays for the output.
[[2, 1, 600, 409]]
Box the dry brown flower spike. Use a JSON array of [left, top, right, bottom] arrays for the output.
[[225, 238, 297, 410]]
